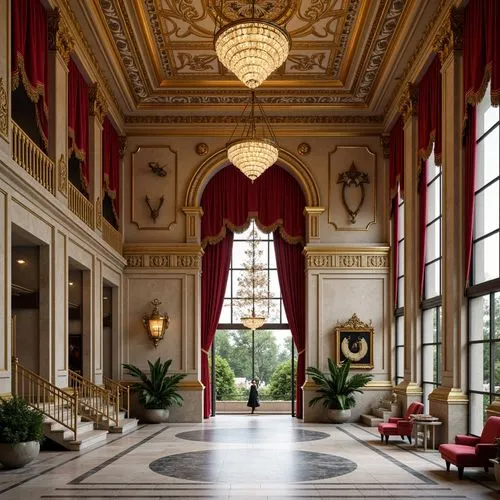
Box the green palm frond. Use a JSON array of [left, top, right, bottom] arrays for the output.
[[306, 358, 373, 410]]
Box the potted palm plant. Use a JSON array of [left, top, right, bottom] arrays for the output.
[[122, 358, 186, 423], [306, 358, 373, 423], [0, 396, 44, 468]]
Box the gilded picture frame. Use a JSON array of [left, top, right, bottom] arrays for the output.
[[335, 313, 374, 369]]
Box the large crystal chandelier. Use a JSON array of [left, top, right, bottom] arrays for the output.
[[240, 221, 267, 330], [214, 1, 291, 89], [227, 91, 279, 181]]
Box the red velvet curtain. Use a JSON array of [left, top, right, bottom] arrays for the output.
[[389, 116, 404, 306], [201, 234, 233, 419], [102, 117, 120, 221], [11, 0, 49, 149], [68, 59, 89, 192], [200, 164, 306, 418], [464, 0, 500, 113], [463, 0, 499, 283], [464, 106, 476, 285], [418, 56, 442, 165], [273, 232, 305, 418]]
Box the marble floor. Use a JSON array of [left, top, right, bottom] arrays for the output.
[[0, 414, 498, 499]]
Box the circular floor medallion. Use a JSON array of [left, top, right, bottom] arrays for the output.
[[175, 427, 330, 443], [150, 449, 357, 482]]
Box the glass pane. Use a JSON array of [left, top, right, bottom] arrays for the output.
[[269, 270, 281, 299], [254, 240, 268, 267], [267, 299, 281, 323], [398, 240, 405, 275], [220, 299, 231, 323], [422, 343, 433, 380], [232, 241, 248, 269], [235, 223, 254, 240], [495, 341, 500, 394], [495, 292, 500, 340], [474, 182, 499, 238], [233, 298, 250, 323], [396, 316, 404, 345], [397, 276, 404, 308], [426, 179, 441, 222], [233, 270, 247, 298], [437, 306, 442, 343], [475, 131, 500, 189], [422, 308, 434, 344], [469, 342, 488, 391], [424, 260, 440, 298], [473, 233, 500, 284], [269, 241, 277, 269], [469, 295, 490, 341], [477, 82, 500, 136], [398, 200, 405, 240], [281, 300, 288, 323], [427, 153, 440, 182], [396, 345, 404, 380], [469, 392, 487, 436], [422, 383, 432, 414], [426, 219, 441, 262]]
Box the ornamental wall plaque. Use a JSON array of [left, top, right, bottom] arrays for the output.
[[337, 162, 369, 224], [335, 313, 374, 369]]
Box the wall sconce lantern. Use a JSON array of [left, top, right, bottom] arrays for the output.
[[143, 298, 169, 348]]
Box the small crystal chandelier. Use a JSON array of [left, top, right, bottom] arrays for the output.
[[227, 91, 279, 181], [214, 0, 291, 89], [241, 221, 267, 330]]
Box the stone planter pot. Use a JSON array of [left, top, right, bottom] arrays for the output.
[[142, 408, 170, 423], [327, 409, 351, 423], [0, 441, 40, 469]]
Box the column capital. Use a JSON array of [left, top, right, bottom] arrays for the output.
[[380, 134, 390, 159], [48, 8, 74, 65], [89, 83, 108, 125], [118, 136, 127, 159], [182, 206, 204, 244], [303, 206, 325, 242], [399, 83, 418, 123], [433, 7, 464, 64]]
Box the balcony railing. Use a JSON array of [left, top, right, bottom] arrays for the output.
[[11, 121, 55, 195], [68, 183, 95, 229], [102, 218, 122, 254]]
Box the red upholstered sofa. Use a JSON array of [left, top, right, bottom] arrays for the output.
[[439, 416, 500, 479], [377, 401, 424, 444]]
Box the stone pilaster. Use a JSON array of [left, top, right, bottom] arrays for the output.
[[92, 256, 103, 385], [88, 83, 107, 233], [396, 83, 422, 402], [0, 0, 10, 153], [303, 207, 325, 242], [182, 206, 204, 244], [429, 7, 468, 444], [48, 8, 73, 202]]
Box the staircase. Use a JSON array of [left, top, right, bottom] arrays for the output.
[[360, 394, 400, 426], [12, 358, 138, 451]]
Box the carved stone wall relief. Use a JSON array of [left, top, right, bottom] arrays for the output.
[[328, 146, 377, 231], [131, 145, 178, 230]]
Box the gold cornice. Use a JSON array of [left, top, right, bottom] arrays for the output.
[[433, 7, 464, 64], [178, 380, 204, 391], [304, 246, 389, 270], [0, 77, 7, 140], [399, 83, 418, 122], [428, 387, 468, 403], [123, 244, 203, 255], [393, 381, 423, 395], [89, 83, 108, 124], [48, 8, 75, 65], [123, 243, 203, 269]]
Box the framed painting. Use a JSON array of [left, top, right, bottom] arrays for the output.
[[335, 313, 374, 369]]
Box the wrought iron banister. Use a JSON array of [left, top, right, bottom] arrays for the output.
[[11, 121, 56, 195], [12, 358, 79, 441], [68, 369, 119, 427], [103, 376, 130, 417], [68, 183, 95, 229]]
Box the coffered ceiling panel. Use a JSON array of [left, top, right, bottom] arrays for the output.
[[73, 0, 441, 116]]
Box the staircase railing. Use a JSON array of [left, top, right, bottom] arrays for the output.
[[103, 376, 130, 417], [12, 357, 79, 441], [68, 370, 119, 427]]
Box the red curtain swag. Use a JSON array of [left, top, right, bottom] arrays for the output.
[[389, 116, 404, 306], [200, 165, 306, 418], [463, 0, 499, 283], [11, 0, 49, 149], [68, 59, 90, 193], [102, 117, 120, 222]]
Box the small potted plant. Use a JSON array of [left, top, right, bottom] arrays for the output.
[[0, 396, 44, 469], [122, 358, 186, 423], [306, 358, 373, 423]]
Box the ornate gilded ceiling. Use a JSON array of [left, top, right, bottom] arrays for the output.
[[72, 0, 441, 118]]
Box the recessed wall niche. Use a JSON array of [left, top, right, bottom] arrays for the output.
[[131, 145, 178, 230]]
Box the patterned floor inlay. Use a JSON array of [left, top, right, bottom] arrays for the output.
[[149, 448, 357, 482], [175, 427, 330, 443]]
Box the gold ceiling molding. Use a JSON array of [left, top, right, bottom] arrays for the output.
[[184, 148, 320, 208], [303, 246, 389, 270], [57, 0, 122, 120], [48, 8, 75, 65], [384, 0, 451, 126], [433, 7, 464, 64], [125, 115, 384, 125]]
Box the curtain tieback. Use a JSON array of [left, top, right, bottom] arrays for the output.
[[201, 348, 210, 355]]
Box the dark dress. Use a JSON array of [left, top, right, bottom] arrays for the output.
[[247, 384, 260, 410]]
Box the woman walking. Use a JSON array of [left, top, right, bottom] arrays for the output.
[[247, 379, 260, 414]]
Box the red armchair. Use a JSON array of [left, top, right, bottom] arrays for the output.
[[439, 416, 500, 479], [377, 401, 424, 444]]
